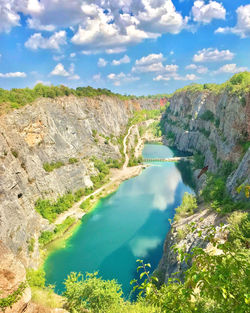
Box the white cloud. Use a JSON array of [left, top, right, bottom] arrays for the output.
[[27, 18, 55, 31], [0, 71, 26, 78], [112, 55, 130, 66], [70, 52, 76, 58], [106, 48, 127, 54], [154, 72, 199, 81], [50, 63, 80, 80], [192, 0, 226, 24], [135, 53, 165, 66], [214, 63, 248, 74], [137, 0, 188, 34], [185, 64, 208, 74], [98, 58, 107, 67], [170, 50, 174, 55], [107, 72, 140, 86], [0, 0, 20, 32], [25, 31, 67, 50], [132, 53, 179, 74], [193, 48, 234, 62], [50, 63, 69, 77], [34, 80, 51, 86], [1, 0, 189, 52], [215, 4, 250, 38], [132, 53, 166, 73]]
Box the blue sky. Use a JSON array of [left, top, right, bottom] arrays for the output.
[[0, 0, 249, 95]]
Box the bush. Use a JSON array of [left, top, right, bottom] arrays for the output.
[[69, 158, 78, 164], [174, 193, 197, 221], [28, 237, 35, 253], [43, 161, 64, 172], [35, 192, 79, 222], [200, 110, 215, 122], [63, 272, 123, 313], [80, 199, 91, 211], [210, 144, 217, 159], [166, 130, 176, 141], [193, 152, 205, 169], [27, 268, 46, 288]]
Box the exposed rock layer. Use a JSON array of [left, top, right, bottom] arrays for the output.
[[0, 95, 158, 267]]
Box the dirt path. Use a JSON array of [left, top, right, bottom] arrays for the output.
[[55, 124, 143, 225]]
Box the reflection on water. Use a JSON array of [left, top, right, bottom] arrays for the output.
[[45, 144, 194, 297]]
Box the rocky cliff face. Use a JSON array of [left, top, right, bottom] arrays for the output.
[[157, 88, 249, 283], [163, 89, 250, 196], [0, 95, 158, 268]]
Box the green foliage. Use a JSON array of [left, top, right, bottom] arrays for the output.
[[165, 130, 176, 141], [92, 157, 110, 175], [173, 72, 250, 96], [39, 217, 76, 247], [28, 237, 35, 253], [0, 282, 26, 311], [193, 152, 205, 169], [106, 158, 122, 169], [174, 193, 197, 222], [128, 109, 161, 126], [128, 155, 143, 167], [11, 149, 18, 158], [218, 160, 237, 179], [199, 110, 215, 122], [199, 128, 210, 138], [43, 161, 64, 172], [210, 143, 217, 159], [80, 199, 91, 211], [63, 272, 123, 313], [0, 84, 136, 114], [35, 191, 83, 222], [68, 158, 78, 164], [26, 268, 46, 288]]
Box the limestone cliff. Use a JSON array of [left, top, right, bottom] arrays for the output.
[[162, 88, 250, 196], [0, 95, 158, 267], [158, 86, 249, 284]]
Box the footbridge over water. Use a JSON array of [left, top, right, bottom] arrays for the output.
[[143, 156, 192, 162]]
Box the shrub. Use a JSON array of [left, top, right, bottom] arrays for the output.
[[210, 144, 217, 159], [63, 272, 123, 313], [174, 193, 197, 221], [43, 161, 64, 172], [193, 152, 205, 169], [200, 110, 215, 122], [80, 199, 91, 211], [166, 130, 176, 141], [69, 158, 78, 164], [11, 149, 18, 158], [26, 268, 45, 288], [28, 237, 35, 253]]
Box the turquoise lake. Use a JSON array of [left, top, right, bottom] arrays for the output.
[[44, 144, 194, 297]]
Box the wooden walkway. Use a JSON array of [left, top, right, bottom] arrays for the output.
[[143, 156, 192, 162]]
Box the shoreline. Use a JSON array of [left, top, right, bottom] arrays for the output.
[[40, 123, 156, 265]]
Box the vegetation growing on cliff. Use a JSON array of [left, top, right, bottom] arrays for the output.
[[173, 72, 250, 96], [0, 84, 138, 113]]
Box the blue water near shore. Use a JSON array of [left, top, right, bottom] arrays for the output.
[[44, 144, 194, 297]]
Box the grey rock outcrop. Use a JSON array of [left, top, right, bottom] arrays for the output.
[[0, 95, 159, 267]]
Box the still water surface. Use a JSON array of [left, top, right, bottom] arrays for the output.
[[45, 144, 194, 297]]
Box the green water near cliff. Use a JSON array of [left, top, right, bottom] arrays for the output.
[[44, 144, 194, 297]]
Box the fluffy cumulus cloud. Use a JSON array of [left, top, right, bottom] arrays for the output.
[[215, 4, 250, 38], [25, 31, 67, 50], [0, 71, 26, 78], [193, 48, 234, 62], [132, 53, 178, 74], [2, 0, 189, 52], [107, 72, 140, 86], [112, 55, 130, 66], [50, 63, 80, 80], [192, 0, 226, 24], [0, 0, 20, 32], [98, 58, 107, 67], [214, 63, 248, 74], [185, 64, 208, 74], [154, 73, 199, 81]]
